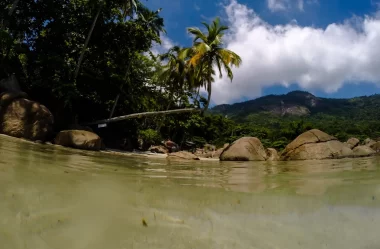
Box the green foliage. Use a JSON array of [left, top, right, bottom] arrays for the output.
[[138, 128, 161, 149]]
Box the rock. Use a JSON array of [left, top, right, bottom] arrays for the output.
[[223, 143, 230, 149], [363, 138, 372, 145], [167, 151, 200, 160], [352, 146, 376, 157], [203, 148, 224, 158], [280, 129, 353, 160], [370, 142, 380, 152], [220, 137, 267, 161], [0, 93, 54, 141], [266, 148, 279, 161], [149, 145, 169, 154], [363, 138, 376, 147], [346, 137, 360, 149], [54, 130, 102, 151]]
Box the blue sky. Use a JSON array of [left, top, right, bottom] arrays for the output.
[[146, 0, 380, 104]]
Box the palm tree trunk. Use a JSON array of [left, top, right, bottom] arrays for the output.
[[109, 93, 120, 118], [203, 81, 212, 113], [8, 0, 20, 16], [81, 108, 201, 126], [109, 61, 131, 118], [74, 5, 102, 80]]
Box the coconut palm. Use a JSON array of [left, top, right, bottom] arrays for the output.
[[185, 17, 242, 112]]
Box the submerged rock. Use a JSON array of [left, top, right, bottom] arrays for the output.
[[220, 137, 267, 161], [54, 130, 102, 151], [0, 92, 53, 141], [167, 151, 200, 160], [280, 129, 353, 160]]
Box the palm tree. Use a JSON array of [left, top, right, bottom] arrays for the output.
[[185, 17, 242, 112], [138, 7, 166, 36]]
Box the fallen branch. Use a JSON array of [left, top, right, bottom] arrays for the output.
[[81, 108, 201, 126]]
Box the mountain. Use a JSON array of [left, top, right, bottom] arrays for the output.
[[210, 90, 380, 122]]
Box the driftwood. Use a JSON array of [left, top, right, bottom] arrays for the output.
[[81, 108, 201, 126]]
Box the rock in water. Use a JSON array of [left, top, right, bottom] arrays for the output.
[[266, 148, 279, 161], [0, 92, 53, 141], [54, 130, 102, 151], [352, 146, 375, 157], [280, 129, 353, 160], [346, 137, 360, 149], [167, 151, 200, 160], [220, 137, 267, 161]]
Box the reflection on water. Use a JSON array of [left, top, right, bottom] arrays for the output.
[[1, 135, 380, 249]]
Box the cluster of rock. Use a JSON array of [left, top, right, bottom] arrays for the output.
[[0, 90, 103, 151], [217, 129, 376, 161], [280, 129, 375, 160]]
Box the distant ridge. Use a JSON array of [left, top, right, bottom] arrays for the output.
[[210, 91, 380, 121]]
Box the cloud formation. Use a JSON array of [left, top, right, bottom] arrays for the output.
[[267, 0, 288, 12], [267, 0, 308, 12], [150, 34, 175, 56], [211, 0, 380, 104]]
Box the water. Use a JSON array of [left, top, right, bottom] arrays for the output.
[[1, 135, 380, 249]]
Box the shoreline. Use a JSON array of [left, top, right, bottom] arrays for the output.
[[0, 134, 220, 161]]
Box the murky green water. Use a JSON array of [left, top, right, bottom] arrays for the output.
[[1, 135, 380, 249]]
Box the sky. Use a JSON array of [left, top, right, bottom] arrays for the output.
[[146, 0, 380, 105]]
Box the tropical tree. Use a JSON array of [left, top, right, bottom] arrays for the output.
[[73, 0, 141, 80], [185, 17, 242, 112]]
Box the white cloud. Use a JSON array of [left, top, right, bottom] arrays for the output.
[[267, 0, 288, 12], [150, 34, 175, 56], [267, 0, 316, 12], [210, 0, 380, 104], [297, 0, 304, 11]]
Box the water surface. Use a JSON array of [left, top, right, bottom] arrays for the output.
[[0, 135, 380, 249]]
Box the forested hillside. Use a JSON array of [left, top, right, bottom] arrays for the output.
[[206, 91, 380, 150]]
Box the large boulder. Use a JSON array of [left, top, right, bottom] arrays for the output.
[[346, 137, 360, 149], [54, 130, 102, 151], [220, 137, 267, 161], [280, 129, 353, 160], [167, 151, 200, 160], [266, 148, 279, 161], [0, 92, 53, 141], [352, 146, 376, 157]]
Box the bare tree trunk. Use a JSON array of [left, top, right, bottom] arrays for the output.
[[81, 108, 201, 126], [156, 90, 173, 132], [8, 0, 20, 16], [109, 94, 120, 118], [74, 5, 102, 80], [109, 60, 131, 118]]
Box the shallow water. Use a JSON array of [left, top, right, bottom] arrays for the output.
[[1, 135, 380, 249]]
